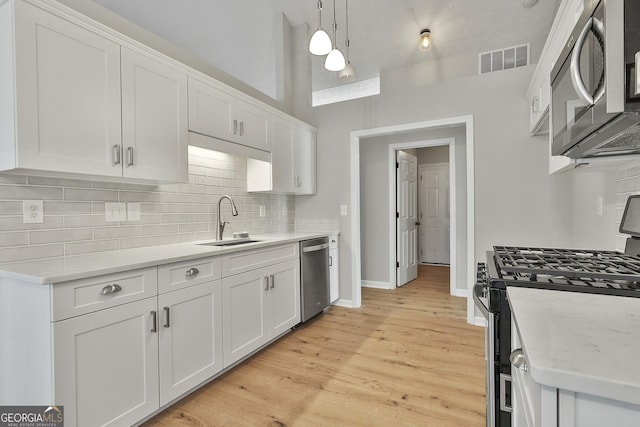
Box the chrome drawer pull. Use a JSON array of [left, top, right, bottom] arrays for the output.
[[270, 274, 275, 289], [163, 307, 170, 328], [185, 267, 200, 277], [100, 284, 122, 295], [150, 311, 157, 333]]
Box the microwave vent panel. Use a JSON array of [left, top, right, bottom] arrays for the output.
[[479, 44, 529, 74]]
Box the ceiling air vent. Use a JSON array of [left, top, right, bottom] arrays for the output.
[[479, 44, 529, 74]]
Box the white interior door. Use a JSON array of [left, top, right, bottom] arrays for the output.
[[396, 151, 418, 287], [419, 163, 450, 264]]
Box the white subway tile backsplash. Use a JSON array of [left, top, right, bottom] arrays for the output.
[[0, 149, 296, 263], [64, 188, 118, 202], [65, 239, 119, 256], [94, 226, 143, 240], [0, 232, 29, 247], [30, 229, 93, 244], [0, 185, 63, 200], [0, 244, 64, 262]]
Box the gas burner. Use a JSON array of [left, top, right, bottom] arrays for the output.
[[493, 245, 640, 284]]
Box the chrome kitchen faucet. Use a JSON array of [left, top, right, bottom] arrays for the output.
[[216, 195, 239, 241]]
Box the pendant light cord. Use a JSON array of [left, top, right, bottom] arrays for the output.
[[344, 0, 350, 60], [317, 0, 323, 29], [332, 0, 338, 48]]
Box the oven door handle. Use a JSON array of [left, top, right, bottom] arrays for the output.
[[472, 282, 490, 319], [570, 16, 606, 105]]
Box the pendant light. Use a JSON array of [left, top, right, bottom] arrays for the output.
[[309, 0, 332, 55], [339, 0, 355, 79], [324, 0, 346, 71]]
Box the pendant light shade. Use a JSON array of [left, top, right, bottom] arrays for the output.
[[339, 0, 355, 79], [309, 30, 332, 55], [309, 0, 332, 55], [325, 48, 346, 71], [339, 62, 355, 79], [324, 0, 345, 71]]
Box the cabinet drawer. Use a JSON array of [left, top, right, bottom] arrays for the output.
[[158, 256, 221, 293], [221, 243, 299, 277], [52, 268, 157, 321]]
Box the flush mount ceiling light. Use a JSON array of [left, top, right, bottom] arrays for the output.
[[324, 0, 346, 71], [521, 0, 538, 7], [309, 0, 332, 55], [419, 28, 432, 52], [339, 0, 355, 79]]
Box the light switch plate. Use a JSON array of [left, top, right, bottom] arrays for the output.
[[23, 200, 44, 224], [260, 205, 266, 217], [340, 204, 348, 216], [105, 202, 126, 222], [127, 202, 141, 221]]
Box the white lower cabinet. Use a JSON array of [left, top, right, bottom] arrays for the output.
[[329, 234, 339, 303], [158, 280, 223, 406], [511, 317, 640, 427], [222, 258, 300, 367], [1, 243, 305, 427], [54, 297, 159, 427]]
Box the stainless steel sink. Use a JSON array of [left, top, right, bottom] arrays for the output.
[[197, 239, 260, 247]]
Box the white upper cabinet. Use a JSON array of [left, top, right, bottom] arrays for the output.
[[526, 0, 584, 174], [187, 77, 270, 152], [246, 118, 317, 195], [1, 0, 188, 183], [121, 48, 188, 182], [5, 0, 123, 177]]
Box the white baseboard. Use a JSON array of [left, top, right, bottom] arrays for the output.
[[332, 298, 353, 308], [473, 316, 487, 327], [362, 280, 392, 289], [453, 289, 467, 298]]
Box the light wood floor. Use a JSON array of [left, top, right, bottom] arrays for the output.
[[144, 265, 486, 426]]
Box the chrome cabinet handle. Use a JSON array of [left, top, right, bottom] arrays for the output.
[[163, 307, 170, 328], [635, 52, 640, 95], [100, 283, 122, 295], [510, 349, 527, 371], [185, 267, 200, 278], [329, 255, 333, 267], [239, 121, 244, 136], [570, 16, 606, 105], [150, 311, 157, 333], [126, 147, 134, 167], [233, 119, 238, 135], [270, 274, 275, 289], [264, 276, 269, 291], [499, 373, 512, 413], [113, 145, 121, 166]]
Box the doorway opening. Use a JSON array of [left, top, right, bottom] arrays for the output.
[[350, 115, 476, 324], [394, 140, 454, 290]]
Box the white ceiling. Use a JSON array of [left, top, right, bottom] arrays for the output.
[[92, 0, 560, 96], [276, 0, 560, 87]]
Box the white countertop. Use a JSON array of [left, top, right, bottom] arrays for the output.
[[0, 232, 334, 284], [507, 287, 640, 406]]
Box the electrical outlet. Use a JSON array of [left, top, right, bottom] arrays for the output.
[[340, 204, 348, 216], [282, 205, 288, 217], [23, 200, 44, 224], [260, 205, 266, 217], [596, 196, 603, 217]]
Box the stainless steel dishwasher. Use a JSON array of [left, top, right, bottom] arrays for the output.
[[300, 237, 330, 322]]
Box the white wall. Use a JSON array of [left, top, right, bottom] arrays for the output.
[[359, 126, 466, 289], [296, 64, 577, 305], [418, 146, 450, 165]]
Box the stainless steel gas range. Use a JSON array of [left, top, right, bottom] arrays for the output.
[[473, 245, 640, 427]]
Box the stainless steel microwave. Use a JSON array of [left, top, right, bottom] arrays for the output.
[[550, 0, 640, 159]]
